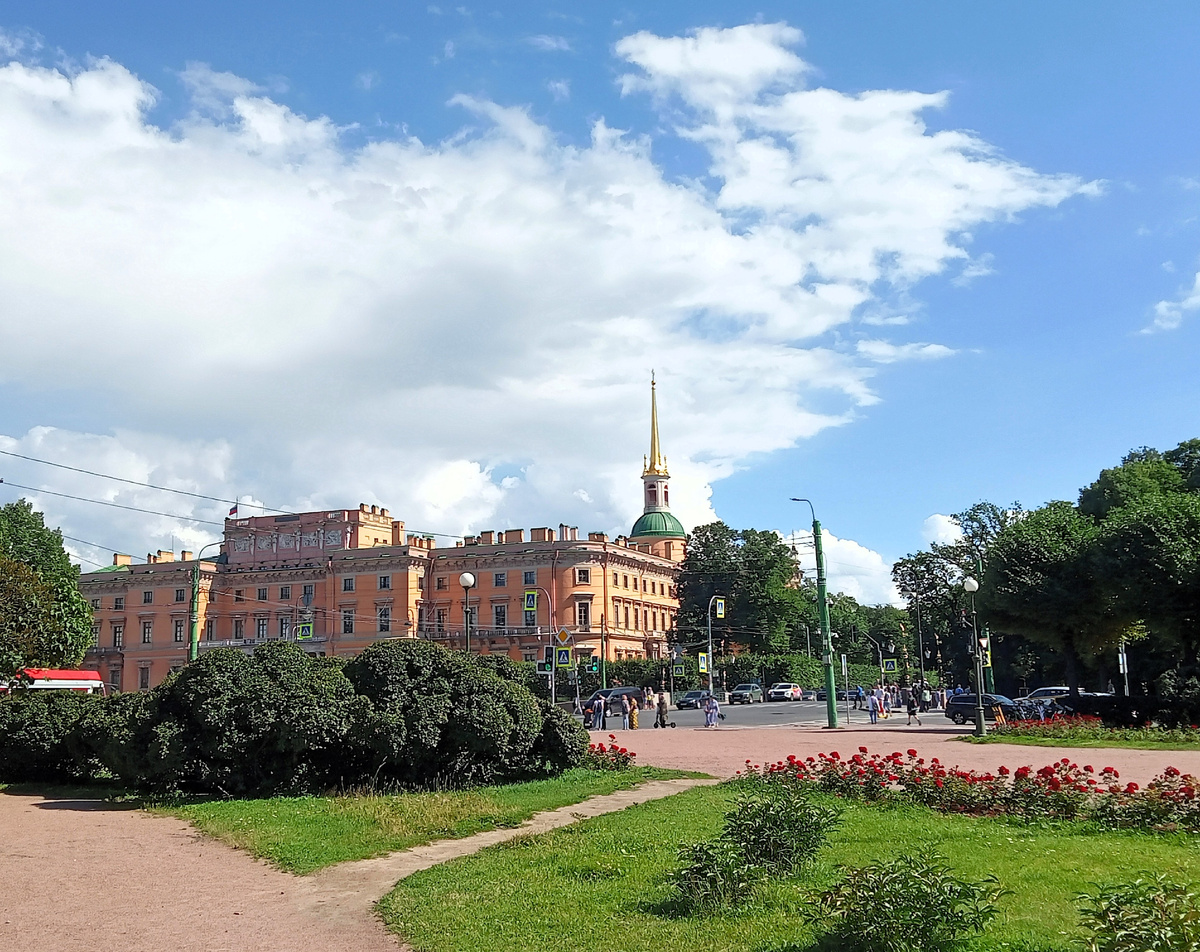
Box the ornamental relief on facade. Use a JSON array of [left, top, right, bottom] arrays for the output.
[[231, 536, 251, 553], [324, 529, 343, 548], [278, 534, 297, 549], [256, 535, 274, 550], [301, 531, 321, 548]]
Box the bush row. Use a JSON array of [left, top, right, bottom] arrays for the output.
[[1063, 693, 1200, 730], [0, 640, 588, 796]]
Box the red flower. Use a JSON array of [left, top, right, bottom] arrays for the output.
[[998, 766, 1010, 776], [859, 746, 869, 754], [907, 748, 918, 757]]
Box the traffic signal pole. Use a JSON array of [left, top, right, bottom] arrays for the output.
[[791, 498, 838, 729]]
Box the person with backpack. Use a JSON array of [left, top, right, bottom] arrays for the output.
[[906, 690, 922, 726]]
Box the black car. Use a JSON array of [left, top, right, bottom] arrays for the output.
[[584, 686, 645, 713], [676, 690, 708, 710], [944, 693, 1017, 725], [815, 689, 850, 702]]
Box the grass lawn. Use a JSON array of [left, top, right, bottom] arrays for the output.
[[379, 783, 1200, 952], [964, 735, 1200, 751], [157, 766, 697, 874]]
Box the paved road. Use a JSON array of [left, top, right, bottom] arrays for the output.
[[588, 698, 940, 731]]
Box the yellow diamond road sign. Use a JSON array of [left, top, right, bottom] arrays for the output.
[[555, 628, 571, 646]]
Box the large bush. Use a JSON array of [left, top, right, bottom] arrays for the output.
[[0, 689, 97, 783], [109, 643, 367, 796], [1078, 877, 1200, 952], [345, 640, 586, 787]]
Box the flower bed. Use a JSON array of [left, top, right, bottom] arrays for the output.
[[992, 715, 1200, 746], [583, 734, 636, 770], [737, 747, 1200, 831]]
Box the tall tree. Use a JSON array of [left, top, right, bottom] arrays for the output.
[[0, 500, 94, 678]]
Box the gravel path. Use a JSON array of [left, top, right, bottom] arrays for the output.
[[0, 778, 710, 952], [616, 722, 1200, 784]]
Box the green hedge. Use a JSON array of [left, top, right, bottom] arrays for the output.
[[0, 641, 588, 796]]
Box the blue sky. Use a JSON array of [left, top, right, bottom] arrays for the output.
[[1, 2, 1199, 602]]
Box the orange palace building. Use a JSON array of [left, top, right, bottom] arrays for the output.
[[80, 383, 687, 692]]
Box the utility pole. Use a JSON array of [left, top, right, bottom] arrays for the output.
[[963, 576, 987, 737], [706, 594, 724, 697], [915, 590, 926, 686], [792, 498, 838, 728]]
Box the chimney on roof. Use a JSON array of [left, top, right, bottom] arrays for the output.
[[558, 524, 568, 541], [181, 550, 193, 561], [479, 531, 494, 545], [156, 550, 174, 562], [113, 553, 132, 567], [588, 532, 607, 543], [381, 508, 389, 518]]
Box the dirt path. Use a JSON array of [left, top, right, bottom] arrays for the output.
[[0, 778, 711, 952], [618, 723, 1200, 784]]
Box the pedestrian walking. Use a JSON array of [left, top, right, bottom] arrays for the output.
[[620, 694, 631, 730], [921, 685, 932, 713], [597, 696, 608, 731], [868, 691, 880, 725], [906, 691, 921, 726], [629, 697, 639, 729], [703, 693, 720, 727], [855, 685, 865, 710]]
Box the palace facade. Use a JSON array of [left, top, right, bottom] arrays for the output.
[[80, 382, 687, 692]]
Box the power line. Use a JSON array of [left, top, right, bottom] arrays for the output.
[[0, 479, 227, 526], [0, 448, 282, 513]]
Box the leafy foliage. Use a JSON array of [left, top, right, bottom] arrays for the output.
[[1077, 876, 1200, 952], [721, 781, 839, 874], [0, 688, 97, 782], [816, 853, 1004, 952], [0, 500, 94, 678], [668, 840, 763, 913]]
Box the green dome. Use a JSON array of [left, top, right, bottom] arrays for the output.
[[630, 509, 686, 539]]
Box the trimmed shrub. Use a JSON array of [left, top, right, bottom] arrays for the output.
[[112, 642, 366, 796], [816, 854, 1004, 952], [1078, 877, 1200, 952], [345, 640, 583, 788], [0, 689, 96, 782]]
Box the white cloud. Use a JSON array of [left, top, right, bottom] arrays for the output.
[[1149, 272, 1200, 332], [952, 251, 995, 286], [547, 79, 570, 102], [787, 529, 901, 606], [921, 513, 963, 546], [0, 26, 1090, 559], [356, 70, 380, 91], [528, 35, 571, 52], [856, 340, 956, 363]]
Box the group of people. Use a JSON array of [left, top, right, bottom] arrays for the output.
[[854, 681, 944, 726], [582, 684, 666, 730]]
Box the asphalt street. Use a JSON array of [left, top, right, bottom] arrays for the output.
[[588, 699, 951, 731]]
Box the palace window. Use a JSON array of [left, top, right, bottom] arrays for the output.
[[91, 624, 100, 645], [623, 575, 629, 589], [493, 572, 506, 587], [576, 601, 591, 630], [280, 617, 290, 638], [256, 618, 268, 639], [378, 575, 391, 590], [524, 608, 536, 627], [234, 589, 245, 603], [233, 619, 244, 639], [114, 596, 124, 610], [342, 610, 355, 634], [576, 568, 591, 585], [139, 667, 150, 691], [623, 606, 630, 628], [523, 570, 536, 586], [174, 620, 185, 643], [142, 590, 153, 605], [378, 607, 391, 632], [257, 588, 268, 601], [342, 577, 355, 593], [175, 589, 187, 603], [90, 597, 100, 609], [302, 583, 314, 601], [493, 604, 507, 629], [205, 619, 215, 640], [280, 585, 292, 600], [436, 576, 447, 590], [141, 621, 153, 644], [435, 608, 447, 632]]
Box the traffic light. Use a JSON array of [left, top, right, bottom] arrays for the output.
[[589, 656, 599, 673]]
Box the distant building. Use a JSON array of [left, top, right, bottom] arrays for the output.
[[80, 381, 688, 692]]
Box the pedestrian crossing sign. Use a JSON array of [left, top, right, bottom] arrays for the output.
[[672, 663, 685, 677], [883, 658, 897, 673], [699, 652, 708, 674], [524, 590, 537, 611], [295, 621, 313, 640], [556, 647, 572, 667]]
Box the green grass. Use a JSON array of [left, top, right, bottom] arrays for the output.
[[379, 784, 1200, 952], [964, 734, 1200, 751], [157, 767, 697, 874]]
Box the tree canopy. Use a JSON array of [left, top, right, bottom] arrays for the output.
[[0, 500, 94, 678]]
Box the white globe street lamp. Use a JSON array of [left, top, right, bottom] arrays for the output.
[[459, 572, 476, 654]]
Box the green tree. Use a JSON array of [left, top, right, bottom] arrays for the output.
[[980, 501, 1124, 695], [0, 500, 93, 678], [1079, 454, 1185, 521]]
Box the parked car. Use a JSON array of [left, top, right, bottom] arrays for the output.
[[730, 683, 764, 704], [676, 690, 708, 710], [767, 682, 802, 701], [818, 688, 850, 701], [800, 688, 818, 701], [1016, 686, 1071, 704], [944, 693, 1017, 725]]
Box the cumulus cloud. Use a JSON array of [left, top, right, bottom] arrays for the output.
[[0, 25, 1092, 561], [921, 513, 963, 546], [1149, 272, 1200, 331], [787, 529, 901, 606]]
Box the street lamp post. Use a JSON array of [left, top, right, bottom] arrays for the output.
[[963, 576, 987, 737], [188, 541, 223, 663], [791, 498, 838, 729], [705, 594, 724, 698], [459, 572, 476, 654], [914, 591, 926, 687]]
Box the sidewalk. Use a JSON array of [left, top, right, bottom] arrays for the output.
[[606, 723, 1200, 785]]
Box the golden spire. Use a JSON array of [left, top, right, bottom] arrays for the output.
[[643, 372, 669, 477]]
